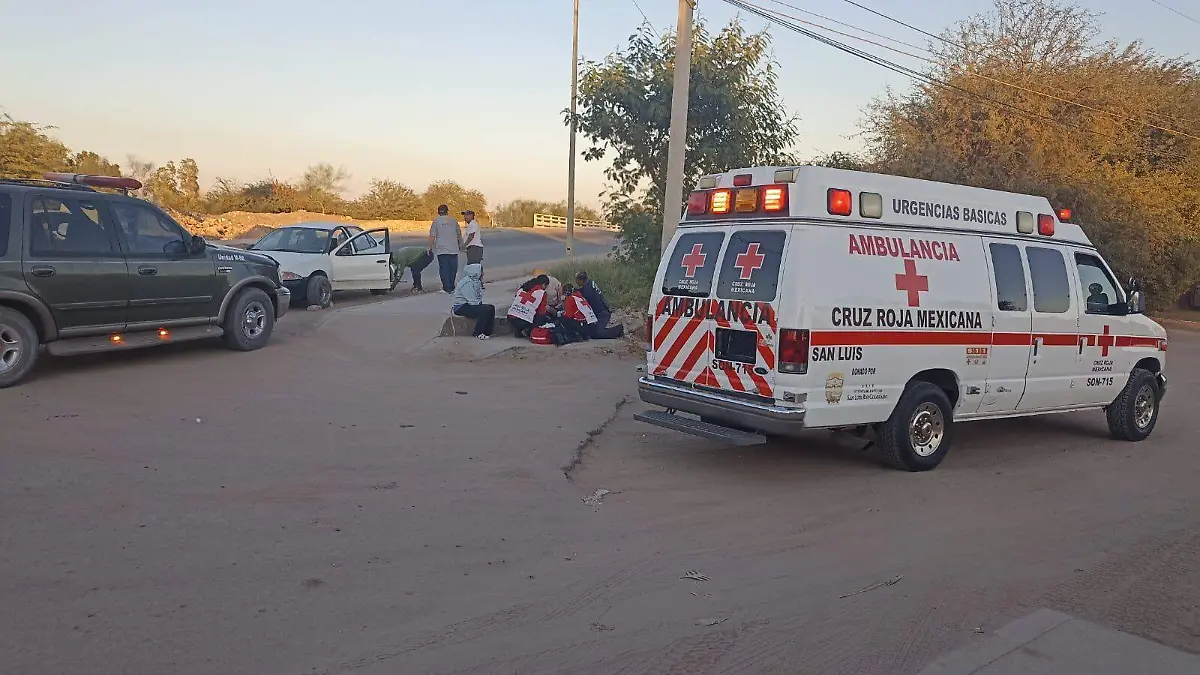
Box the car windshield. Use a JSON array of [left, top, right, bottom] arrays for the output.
[[250, 227, 332, 254]]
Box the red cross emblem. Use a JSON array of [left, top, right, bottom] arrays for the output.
[[894, 259, 929, 308], [1097, 325, 1115, 357], [734, 243, 766, 280], [518, 288, 540, 304], [680, 243, 707, 278]]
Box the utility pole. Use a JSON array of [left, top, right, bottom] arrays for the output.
[[661, 0, 695, 253], [566, 0, 580, 259]]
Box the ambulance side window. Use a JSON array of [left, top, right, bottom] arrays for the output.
[[1025, 246, 1071, 314], [662, 232, 726, 297], [1075, 253, 1123, 315], [989, 243, 1028, 312]]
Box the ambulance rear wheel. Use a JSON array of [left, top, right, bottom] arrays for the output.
[[1106, 368, 1160, 442], [877, 382, 954, 471]]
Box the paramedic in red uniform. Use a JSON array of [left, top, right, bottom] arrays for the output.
[[507, 275, 553, 338], [564, 283, 623, 339], [574, 271, 624, 338]]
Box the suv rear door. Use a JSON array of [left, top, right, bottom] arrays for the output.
[[23, 192, 130, 335], [651, 227, 788, 398], [109, 199, 222, 328]]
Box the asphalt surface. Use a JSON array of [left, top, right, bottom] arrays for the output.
[[1, 296, 1196, 675]]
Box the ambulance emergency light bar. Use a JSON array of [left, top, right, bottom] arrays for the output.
[[686, 169, 1068, 238], [43, 172, 143, 192]]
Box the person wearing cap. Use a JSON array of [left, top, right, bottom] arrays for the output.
[[575, 270, 623, 338], [461, 210, 484, 267], [428, 204, 463, 293]]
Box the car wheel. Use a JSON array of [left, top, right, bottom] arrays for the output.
[[0, 307, 39, 388], [306, 274, 332, 309], [222, 288, 275, 351], [1106, 368, 1160, 441], [876, 382, 954, 471]]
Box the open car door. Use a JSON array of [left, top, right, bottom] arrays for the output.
[[330, 228, 391, 290]]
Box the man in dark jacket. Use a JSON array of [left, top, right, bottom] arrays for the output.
[[574, 271, 624, 338]]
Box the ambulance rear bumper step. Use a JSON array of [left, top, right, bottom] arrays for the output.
[[637, 376, 805, 436], [634, 410, 768, 446]]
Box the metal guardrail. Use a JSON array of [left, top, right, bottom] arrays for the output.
[[533, 213, 619, 231]]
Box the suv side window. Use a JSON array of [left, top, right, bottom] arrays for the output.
[[988, 243, 1027, 312], [1025, 246, 1071, 314], [30, 196, 120, 256], [110, 201, 188, 256], [0, 194, 11, 258], [1075, 252, 1123, 315]]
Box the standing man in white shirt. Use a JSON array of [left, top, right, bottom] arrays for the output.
[[461, 210, 484, 268], [428, 204, 463, 293]]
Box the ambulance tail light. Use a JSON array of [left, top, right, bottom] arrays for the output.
[[1037, 213, 1055, 236], [762, 185, 789, 212], [778, 329, 810, 374], [686, 191, 708, 215], [710, 189, 733, 215], [827, 188, 852, 216]]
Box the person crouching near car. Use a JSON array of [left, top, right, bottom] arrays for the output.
[[452, 264, 494, 340], [507, 275, 553, 338], [392, 245, 433, 292]]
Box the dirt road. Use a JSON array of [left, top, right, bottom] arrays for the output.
[[1, 302, 1196, 674]]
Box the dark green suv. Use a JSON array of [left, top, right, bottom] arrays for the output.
[[0, 174, 290, 387]]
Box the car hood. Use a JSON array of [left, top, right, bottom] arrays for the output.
[[209, 243, 280, 267], [250, 250, 326, 276]]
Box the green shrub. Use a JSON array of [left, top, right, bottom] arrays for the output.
[[547, 258, 657, 313]]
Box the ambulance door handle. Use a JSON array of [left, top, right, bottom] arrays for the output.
[[1078, 337, 1085, 355], [1033, 337, 1043, 357]]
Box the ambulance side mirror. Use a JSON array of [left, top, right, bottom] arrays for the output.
[[1127, 289, 1146, 315]]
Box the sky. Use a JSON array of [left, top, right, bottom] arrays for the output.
[[0, 0, 1194, 209]]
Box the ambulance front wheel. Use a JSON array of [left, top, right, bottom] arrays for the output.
[[1105, 368, 1160, 442], [876, 382, 955, 472]]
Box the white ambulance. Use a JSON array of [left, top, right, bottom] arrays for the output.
[[635, 166, 1168, 471]]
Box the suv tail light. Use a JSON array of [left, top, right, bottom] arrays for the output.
[[779, 329, 810, 374]]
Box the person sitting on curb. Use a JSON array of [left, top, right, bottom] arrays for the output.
[[392, 245, 433, 292], [563, 284, 623, 339], [451, 263, 494, 340], [507, 275, 553, 338], [574, 271, 624, 338]]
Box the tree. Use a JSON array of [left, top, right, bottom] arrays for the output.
[[862, 0, 1200, 307], [572, 20, 799, 212], [420, 180, 490, 223], [178, 158, 201, 207], [0, 114, 71, 178], [301, 162, 350, 195], [66, 151, 122, 177], [351, 179, 420, 220]]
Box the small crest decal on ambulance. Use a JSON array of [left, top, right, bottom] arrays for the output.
[[825, 373, 845, 405]]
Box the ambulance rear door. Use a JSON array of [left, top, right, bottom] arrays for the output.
[[650, 225, 790, 399]]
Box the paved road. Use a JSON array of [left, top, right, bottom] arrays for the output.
[[228, 227, 617, 274], [1, 299, 1196, 675]]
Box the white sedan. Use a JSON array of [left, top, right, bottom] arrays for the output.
[[248, 222, 396, 308]]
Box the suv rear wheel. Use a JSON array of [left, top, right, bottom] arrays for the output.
[[876, 382, 955, 471], [222, 288, 275, 351], [0, 307, 39, 388]]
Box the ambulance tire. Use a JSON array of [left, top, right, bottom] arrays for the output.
[[877, 382, 954, 472], [1105, 368, 1160, 442]]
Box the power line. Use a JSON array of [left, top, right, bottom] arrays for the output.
[[630, 0, 655, 30], [1147, 0, 1200, 25], [723, 0, 1196, 159], [826, 0, 1200, 132], [752, 3, 1200, 141], [759, 0, 926, 52]]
